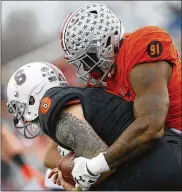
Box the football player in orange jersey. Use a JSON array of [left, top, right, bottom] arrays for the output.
[[6, 61, 181, 190], [60, 3, 182, 190]]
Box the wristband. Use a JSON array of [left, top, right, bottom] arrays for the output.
[[87, 153, 110, 175]]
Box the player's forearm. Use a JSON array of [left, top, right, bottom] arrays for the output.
[[87, 117, 164, 174], [104, 117, 164, 170], [101, 61, 170, 170], [56, 112, 108, 159], [44, 148, 62, 169], [104, 138, 156, 169]]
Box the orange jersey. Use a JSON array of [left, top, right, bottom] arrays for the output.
[[105, 26, 181, 131]]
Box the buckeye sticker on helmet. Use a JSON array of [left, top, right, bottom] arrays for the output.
[[14, 69, 26, 86]]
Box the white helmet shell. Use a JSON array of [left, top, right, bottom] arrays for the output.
[[7, 62, 67, 121], [61, 3, 124, 59], [60, 3, 124, 84], [7, 62, 68, 138]]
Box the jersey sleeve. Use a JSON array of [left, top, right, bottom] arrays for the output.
[[126, 26, 176, 70], [39, 87, 82, 117], [38, 87, 83, 140]]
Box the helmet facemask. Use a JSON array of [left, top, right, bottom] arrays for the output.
[[64, 38, 115, 85], [7, 62, 69, 139], [7, 97, 43, 139]]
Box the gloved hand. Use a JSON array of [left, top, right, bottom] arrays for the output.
[[72, 153, 110, 190], [72, 157, 100, 191]]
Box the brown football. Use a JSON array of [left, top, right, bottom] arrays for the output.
[[58, 152, 76, 186]]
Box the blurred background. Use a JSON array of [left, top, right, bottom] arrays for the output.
[[1, 1, 181, 190]]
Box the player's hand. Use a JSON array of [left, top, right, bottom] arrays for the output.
[[48, 167, 76, 191], [57, 170, 76, 191], [72, 157, 100, 191], [48, 167, 59, 184]]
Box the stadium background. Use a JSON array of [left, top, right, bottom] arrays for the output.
[[1, 1, 181, 190]]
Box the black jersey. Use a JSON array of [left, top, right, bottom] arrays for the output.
[[38, 86, 134, 149]]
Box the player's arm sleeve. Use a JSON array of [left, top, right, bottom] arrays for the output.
[[127, 26, 176, 69], [55, 103, 108, 158], [38, 87, 83, 139]]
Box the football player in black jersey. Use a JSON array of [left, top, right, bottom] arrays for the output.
[[7, 62, 181, 191]]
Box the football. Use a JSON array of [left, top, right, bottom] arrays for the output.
[[57, 151, 76, 186]]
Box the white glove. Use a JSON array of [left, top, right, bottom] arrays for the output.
[[72, 157, 100, 191]]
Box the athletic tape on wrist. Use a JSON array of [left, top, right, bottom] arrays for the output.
[[87, 153, 110, 175]]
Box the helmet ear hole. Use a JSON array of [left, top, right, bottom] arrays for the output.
[[29, 96, 35, 105], [105, 36, 111, 48], [114, 31, 118, 35]]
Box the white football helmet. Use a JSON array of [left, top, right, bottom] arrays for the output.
[[7, 62, 68, 139], [60, 3, 124, 85]]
